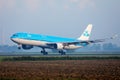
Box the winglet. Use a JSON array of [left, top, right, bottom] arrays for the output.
[[77, 24, 93, 41]]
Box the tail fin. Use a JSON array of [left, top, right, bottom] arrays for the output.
[[77, 24, 93, 41]]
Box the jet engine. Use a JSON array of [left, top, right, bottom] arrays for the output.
[[53, 43, 64, 50], [22, 45, 33, 50]]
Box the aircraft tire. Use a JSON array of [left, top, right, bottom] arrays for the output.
[[18, 47, 21, 49], [62, 52, 66, 55], [45, 52, 48, 55], [41, 51, 48, 55], [59, 51, 66, 55]]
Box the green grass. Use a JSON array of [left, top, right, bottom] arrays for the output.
[[0, 56, 10, 62], [0, 56, 120, 62]]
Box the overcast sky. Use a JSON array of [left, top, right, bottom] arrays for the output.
[[0, 0, 120, 45]]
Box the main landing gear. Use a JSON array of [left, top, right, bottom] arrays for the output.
[[41, 48, 48, 55], [40, 48, 66, 55], [59, 50, 66, 55]]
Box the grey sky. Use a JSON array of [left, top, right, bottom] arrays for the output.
[[0, 0, 120, 45]]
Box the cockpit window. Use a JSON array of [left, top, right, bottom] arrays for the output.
[[13, 34, 18, 37]]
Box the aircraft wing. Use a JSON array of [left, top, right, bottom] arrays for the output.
[[71, 35, 117, 44], [46, 39, 104, 46], [69, 35, 117, 45], [47, 35, 117, 45]]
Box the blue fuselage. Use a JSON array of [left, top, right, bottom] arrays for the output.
[[11, 32, 78, 43]]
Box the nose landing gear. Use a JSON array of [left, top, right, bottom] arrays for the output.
[[18, 44, 21, 49]]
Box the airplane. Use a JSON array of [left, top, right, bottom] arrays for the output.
[[10, 24, 115, 55]]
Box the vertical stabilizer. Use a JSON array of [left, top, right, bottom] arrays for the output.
[[77, 24, 93, 41]]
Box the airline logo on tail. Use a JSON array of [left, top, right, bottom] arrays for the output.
[[77, 24, 92, 41], [83, 31, 90, 37]]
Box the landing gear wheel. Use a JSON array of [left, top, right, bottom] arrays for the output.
[[59, 50, 66, 55], [44, 52, 48, 55], [61, 52, 66, 55], [18, 44, 21, 49], [18, 46, 21, 49], [41, 48, 48, 55]]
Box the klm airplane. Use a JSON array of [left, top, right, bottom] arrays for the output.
[[10, 24, 114, 55]]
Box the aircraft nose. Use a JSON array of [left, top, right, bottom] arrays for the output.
[[10, 37, 19, 43], [10, 34, 18, 42], [10, 35, 14, 39], [10, 37, 15, 42], [10, 35, 15, 40]]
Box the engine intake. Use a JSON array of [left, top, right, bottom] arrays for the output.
[[53, 43, 64, 50]]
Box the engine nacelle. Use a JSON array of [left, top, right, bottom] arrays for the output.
[[22, 45, 33, 50], [54, 43, 64, 50]]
